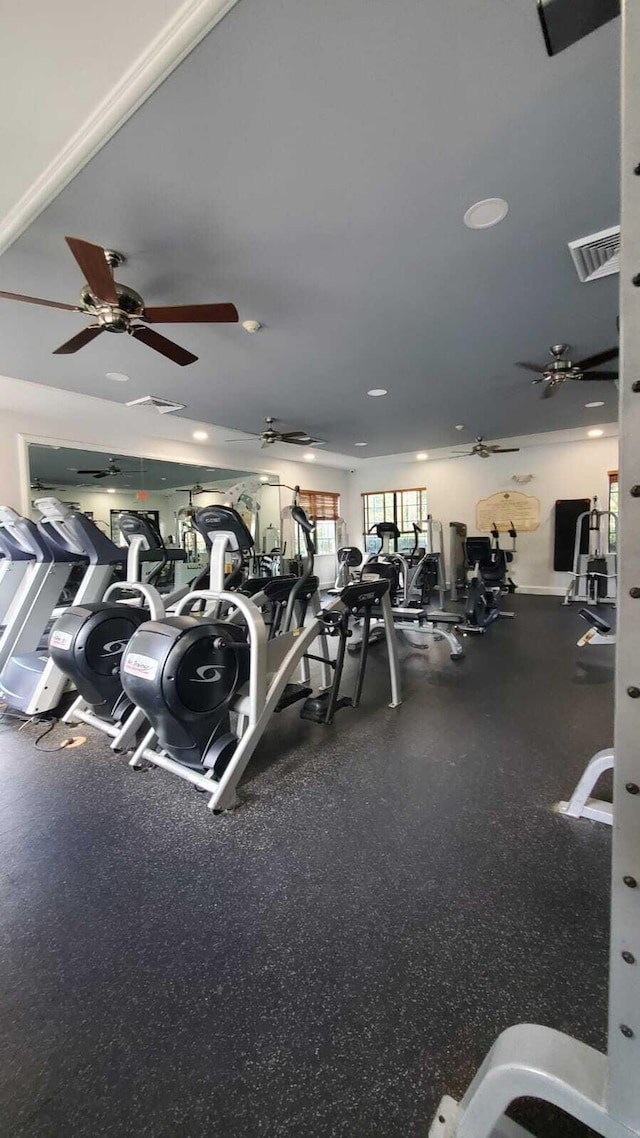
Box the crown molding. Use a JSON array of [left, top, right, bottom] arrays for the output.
[[0, 0, 241, 257]]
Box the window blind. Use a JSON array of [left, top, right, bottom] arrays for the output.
[[299, 490, 340, 521]]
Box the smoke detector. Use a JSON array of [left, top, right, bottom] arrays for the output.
[[568, 225, 620, 283], [125, 395, 186, 414]]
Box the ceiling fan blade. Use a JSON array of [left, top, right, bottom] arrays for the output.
[[143, 303, 239, 324], [576, 347, 619, 371], [516, 361, 546, 373], [541, 383, 559, 399], [77, 469, 108, 474], [131, 325, 197, 366], [0, 289, 82, 312], [65, 237, 119, 305], [446, 452, 474, 459], [92, 471, 110, 479], [492, 447, 521, 453], [53, 325, 103, 355], [538, 0, 620, 58], [578, 371, 619, 381]]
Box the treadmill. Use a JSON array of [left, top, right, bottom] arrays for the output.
[[0, 523, 33, 628], [0, 499, 126, 716]]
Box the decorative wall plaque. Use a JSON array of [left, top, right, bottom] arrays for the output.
[[475, 490, 540, 533]]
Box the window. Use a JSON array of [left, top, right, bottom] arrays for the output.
[[297, 489, 340, 557], [609, 471, 618, 551], [362, 488, 427, 553]]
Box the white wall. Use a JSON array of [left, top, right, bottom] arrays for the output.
[[0, 375, 350, 586], [346, 435, 619, 594]]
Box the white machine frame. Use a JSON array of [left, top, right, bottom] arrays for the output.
[[128, 583, 402, 812], [0, 506, 74, 674], [429, 13, 640, 1135], [563, 497, 618, 606], [360, 523, 465, 658], [0, 540, 30, 625], [556, 618, 616, 827], [61, 580, 166, 752]]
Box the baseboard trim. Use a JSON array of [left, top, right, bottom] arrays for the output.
[[0, 0, 241, 255]]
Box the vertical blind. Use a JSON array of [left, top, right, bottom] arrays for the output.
[[299, 490, 340, 520]]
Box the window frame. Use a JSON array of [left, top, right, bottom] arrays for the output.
[[361, 487, 427, 553]]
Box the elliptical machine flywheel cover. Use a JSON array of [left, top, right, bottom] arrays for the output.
[[122, 616, 250, 722], [49, 602, 150, 714]]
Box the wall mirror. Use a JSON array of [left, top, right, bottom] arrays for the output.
[[27, 444, 282, 581]]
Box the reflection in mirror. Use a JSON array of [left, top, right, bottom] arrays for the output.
[[27, 443, 281, 589]]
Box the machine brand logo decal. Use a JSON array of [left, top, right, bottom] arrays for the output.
[[191, 665, 226, 683], [50, 630, 72, 650], [101, 640, 128, 658], [123, 653, 158, 681]]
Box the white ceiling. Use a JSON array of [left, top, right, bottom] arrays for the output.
[[0, 0, 621, 459]]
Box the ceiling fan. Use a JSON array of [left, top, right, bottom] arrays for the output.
[[517, 344, 619, 400], [0, 236, 239, 366], [30, 477, 56, 491], [450, 436, 521, 459], [75, 459, 148, 481], [226, 417, 325, 449]]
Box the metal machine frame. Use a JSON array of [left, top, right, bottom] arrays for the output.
[[429, 11, 640, 1134], [0, 527, 31, 624], [360, 522, 465, 658], [556, 611, 616, 827], [0, 506, 74, 674], [127, 584, 402, 812], [563, 497, 618, 606]]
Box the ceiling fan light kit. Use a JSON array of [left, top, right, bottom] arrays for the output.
[[517, 343, 619, 399], [0, 236, 239, 366]]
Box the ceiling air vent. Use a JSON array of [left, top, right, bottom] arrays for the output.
[[125, 395, 186, 414], [568, 225, 620, 283]]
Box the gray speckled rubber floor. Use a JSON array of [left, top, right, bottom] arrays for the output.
[[0, 596, 613, 1137]]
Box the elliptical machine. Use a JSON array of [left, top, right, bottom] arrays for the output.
[[120, 503, 402, 812], [49, 513, 185, 750], [360, 522, 465, 659], [334, 546, 363, 589]]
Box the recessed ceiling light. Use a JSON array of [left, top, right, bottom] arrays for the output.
[[106, 488, 117, 494], [416, 452, 428, 461], [161, 477, 167, 481], [106, 372, 130, 382], [192, 430, 208, 441], [463, 198, 509, 229], [304, 452, 316, 462], [455, 424, 465, 431], [259, 475, 269, 482], [354, 442, 368, 447], [588, 429, 604, 438], [367, 389, 388, 397], [242, 320, 262, 333], [585, 401, 605, 408]]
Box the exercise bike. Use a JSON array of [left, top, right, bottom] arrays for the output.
[[457, 536, 515, 634]]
